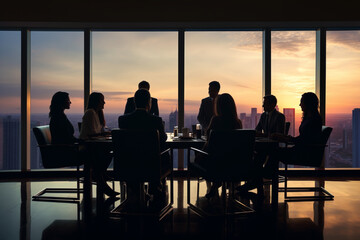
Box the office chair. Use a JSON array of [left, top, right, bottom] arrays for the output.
[[110, 128, 173, 221], [187, 129, 257, 217], [279, 126, 334, 201], [32, 125, 83, 203]]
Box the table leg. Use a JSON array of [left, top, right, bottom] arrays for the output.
[[271, 161, 279, 211], [83, 159, 92, 224]]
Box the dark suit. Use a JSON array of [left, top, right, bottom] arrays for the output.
[[124, 97, 159, 116], [118, 109, 168, 195], [119, 109, 167, 150], [197, 97, 215, 133], [255, 109, 285, 136]]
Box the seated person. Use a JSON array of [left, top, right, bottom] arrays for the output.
[[124, 80, 159, 116], [195, 93, 243, 199], [255, 95, 285, 137], [49, 91, 83, 166], [80, 92, 118, 197], [119, 88, 169, 202], [237, 92, 322, 193], [49, 91, 78, 144], [270, 92, 322, 166]]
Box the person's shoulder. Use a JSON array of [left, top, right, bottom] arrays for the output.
[[275, 110, 285, 118], [151, 97, 158, 102]]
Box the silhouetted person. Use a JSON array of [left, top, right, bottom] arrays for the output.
[[196, 93, 243, 199], [124, 80, 159, 116], [197, 81, 220, 135], [119, 88, 169, 202], [49, 91, 77, 144], [80, 92, 119, 197], [256, 95, 285, 137], [270, 92, 323, 166]]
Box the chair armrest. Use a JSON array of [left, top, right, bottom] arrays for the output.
[[190, 147, 208, 156], [160, 148, 171, 156]]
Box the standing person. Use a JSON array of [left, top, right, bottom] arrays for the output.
[[80, 92, 119, 197], [197, 81, 220, 135], [255, 95, 285, 137], [49, 91, 77, 144], [119, 88, 168, 202], [196, 93, 243, 199], [124, 80, 159, 116]]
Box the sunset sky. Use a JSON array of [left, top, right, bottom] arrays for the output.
[[0, 30, 359, 117]]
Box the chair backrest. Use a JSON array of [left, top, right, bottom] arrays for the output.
[[206, 129, 255, 179], [285, 122, 291, 135], [297, 126, 333, 167], [111, 128, 162, 181], [33, 125, 52, 145], [33, 125, 79, 168]]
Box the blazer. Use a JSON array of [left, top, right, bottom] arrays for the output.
[[255, 109, 285, 136], [124, 97, 159, 116], [50, 113, 77, 144], [118, 109, 167, 150], [197, 97, 215, 132]]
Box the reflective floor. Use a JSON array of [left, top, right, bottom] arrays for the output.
[[0, 178, 360, 240]]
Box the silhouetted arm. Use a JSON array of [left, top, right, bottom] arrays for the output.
[[124, 98, 135, 115], [152, 98, 159, 116]]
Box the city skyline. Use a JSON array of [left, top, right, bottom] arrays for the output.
[[1, 31, 360, 116]]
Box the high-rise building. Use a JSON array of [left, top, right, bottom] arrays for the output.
[[251, 108, 257, 129], [283, 108, 295, 136], [352, 108, 360, 167], [2, 116, 20, 170], [169, 109, 178, 132]]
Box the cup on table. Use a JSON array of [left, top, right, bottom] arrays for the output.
[[173, 126, 178, 137], [182, 127, 190, 138], [192, 124, 197, 135], [196, 124, 202, 139]]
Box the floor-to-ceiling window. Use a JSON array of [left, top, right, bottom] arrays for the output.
[[185, 31, 263, 130], [0, 31, 21, 171], [92, 31, 178, 166], [30, 31, 84, 169], [272, 31, 316, 137], [326, 30, 360, 168]]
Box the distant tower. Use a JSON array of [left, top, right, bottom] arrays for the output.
[[239, 113, 246, 122], [2, 116, 20, 170], [352, 108, 360, 167], [251, 108, 257, 129], [283, 108, 295, 136], [169, 109, 178, 132]]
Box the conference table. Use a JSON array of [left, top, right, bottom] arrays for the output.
[[82, 134, 279, 223]]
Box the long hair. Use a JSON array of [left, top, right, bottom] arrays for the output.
[[215, 93, 239, 120], [86, 92, 105, 126], [49, 91, 69, 118], [301, 92, 320, 120]]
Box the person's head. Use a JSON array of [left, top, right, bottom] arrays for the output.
[[300, 92, 319, 117], [263, 95, 277, 112], [134, 88, 151, 111], [208, 81, 220, 99], [215, 93, 238, 120], [138, 80, 150, 91], [49, 91, 70, 118], [87, 92, 105, 112], [87, 92, 105, 126]]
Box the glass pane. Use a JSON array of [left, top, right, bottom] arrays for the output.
[[0, 31, 21, 170], [31, 31, 84, 169], [92, 31, 178, 129], [92, 31, 178, 166], [272, 31, 316, 137], [185, 31, 263, 130], [326, 31, 360, 168]]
